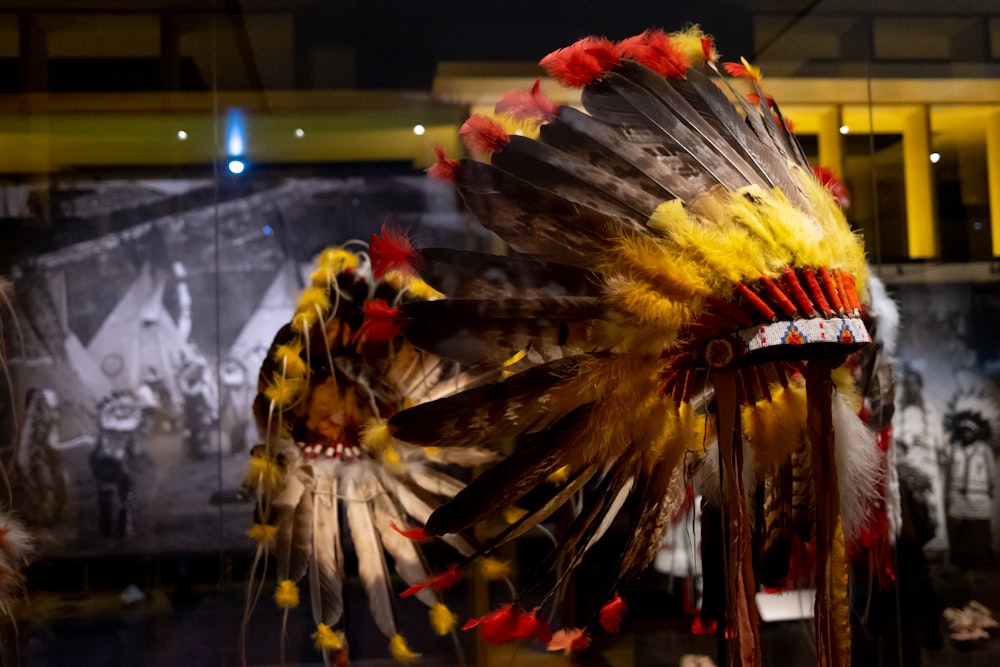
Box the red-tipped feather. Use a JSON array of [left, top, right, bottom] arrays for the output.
[[599, 594, 627, 633], [400, 563, 464, 598], [618, 29, 689, 79], [459, 115, 510, 155], [539, 36, 619, 87], [547, 628, 591, 655], [358, 300, 404, 342], [370, 224, 416, 279], [495, 79, 559, 126], [723, 58, 763, 82], [426, 145, 460, 181]]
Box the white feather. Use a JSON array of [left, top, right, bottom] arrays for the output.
[[345, 473, 397, 638], [832, 391, 882, 538]]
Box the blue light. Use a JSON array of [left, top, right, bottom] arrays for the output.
[[262, 225, 273, 236], [228, 159, 246, 175], [226, 108, 246, 157]]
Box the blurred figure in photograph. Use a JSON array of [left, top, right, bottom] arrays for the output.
[[943, 390, 999, 573], [895, 366, 950, 553], [91, 391, 146, 537], [175, 352, 218, 460]]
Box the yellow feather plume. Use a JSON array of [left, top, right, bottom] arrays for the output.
[[310, 264, 339, 288], [312, 623, 343, 650], [429, 603, 457, 636], [503, 506, 528, 524], [317, 247, 358, 273], [741, 381, 807, 473], [290, 308, 319, 333], [297, 286, 331, 315], [389, 634, 420, 662], [670, 24, 718, 64], [604, 276, 699, 334], [479, 557, 512, 581], [405, 277, 445, 301], [274, 580, 300, 609], [361, 419, 394, 455], [247, 523, 277, 545], [273, 342, 306, 378], [246, 455, 284, 492], [546, 465, 570, 485], [264, 373, 305, 408]]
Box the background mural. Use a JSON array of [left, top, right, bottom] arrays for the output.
[[0, 171, 487, 557]]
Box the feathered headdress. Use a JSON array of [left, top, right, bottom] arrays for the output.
[[364, 25, 878, 666], [246, 246, 501, 664]]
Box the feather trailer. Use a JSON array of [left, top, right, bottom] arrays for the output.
[[364, 27, 877, 666], [245, 245, 492, 663]]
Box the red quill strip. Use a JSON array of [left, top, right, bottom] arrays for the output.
[[370, 225, 415, 279], [459, 115, 510, 155], [618, 29, 689, 79], [801, 267, 832, 316], [758, 275, 798, 318], [401, 565, 464, 597], [426, 145, 460, 182], [781, 267, 815, 317], [733, 282, 775, 321], [818, 266, 844, 313]]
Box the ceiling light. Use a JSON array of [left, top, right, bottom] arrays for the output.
[[413, 124, 426, 136], [294, 128, 305, 138], [930, 152, 941, 164], [177, 130, 188, 141], [228, 159, 246, 175], [839, 125, 849, 135]]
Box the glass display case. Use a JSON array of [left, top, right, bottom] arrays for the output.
[[1, 3, 999, 666]]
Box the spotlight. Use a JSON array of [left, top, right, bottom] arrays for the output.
[[228, 159, 246, 175], [930, 152, 941, 164], [294, 128, 305, 138], [839, 125, 849, 135], [177, 130, 188, 141], [413, 124, 426, 136]]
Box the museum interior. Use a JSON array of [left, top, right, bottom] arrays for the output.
[[1, 1, 1000, 665]]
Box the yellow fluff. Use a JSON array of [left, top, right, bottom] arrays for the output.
[[361, 419, 394, 455], [741, 382, 808, 472], [670, 24, 717, 64], [546, 465, 571, 485], [247, 523, 277, 545], [503, 506, 528, 524], [479, 557, 512, 581], [264, 374, 304, 408], [274, 580, 300, 609], [297, 286, 331, 315], [429, 603, 457, 636], [317, 247, 358, 273], [389, 634, 420, 662], [312, 623, 343, 650], [246, 456, 284, 492], [273, 342, 306, 378]]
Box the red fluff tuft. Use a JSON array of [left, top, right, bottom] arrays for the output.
[[701, 36, 716, 63], [813, 166, 851, 210], [547, 627, 591, 655], [745, 92, 774, 107], [495, 79, 559, 126], [462, 604, 550, 644], [426, 145, 460, 181], [429, 563, 464, 591], [618, 29, 689, 79], [390, 521, 428, 542], [459, 115, 510, 155], [358, 300, 404, 342], [539, 36, 619, 87], [370, 224, 416, 280], [599, 594, 627, 633]]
